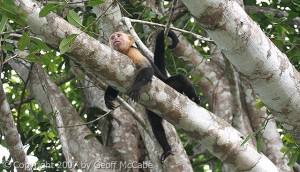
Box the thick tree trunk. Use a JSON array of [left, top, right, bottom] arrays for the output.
[[0, 80, 31, 172], [181, 0, 300, 144]]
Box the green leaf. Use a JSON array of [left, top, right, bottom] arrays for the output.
[[39, 4, 57, 17], [26, 53, 37, 62], [31, 37, 50, 51], [67, 10, 82, 28], [87, 0, 104, 6], [38, 140, 44, 152], [0, 2, 27, 26], [288, 151, 299, 167], [282, 133, 296, 143], [40, 54, 51, 65], [204, 76, 213, 85], [241, 132, 257, 146], [59, 34, 78, 55], [2, 44, 14, 52], [85, 15, 95, 28], [177, 68, 188, 75], [84, 134, 96, 140], [18, 32, 30, 51], [256, 133, 264, 153], [28, 45, 40, 55], [288, 11, 299, 20], [178, 56, 192, 62], [1, 0, 15, 6], [184, 144, 194, 156], [255, 98, 265, 109], [280, 147, 287, 154], [0, 15, 8, 33]]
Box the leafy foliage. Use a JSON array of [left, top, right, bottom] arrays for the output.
[[281, 133, 300, 167], [0, 0, 27, 26]]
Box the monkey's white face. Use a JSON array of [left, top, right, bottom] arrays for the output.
[[110, 32, 123, 48], [109, 32, 134, 54]]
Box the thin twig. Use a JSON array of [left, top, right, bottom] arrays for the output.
[[164, 0, 178, 39], [56, 106, 120, 128], [42, 1, 87, 5], [17, 63, 33, 131], [115, 96, 150, 132], [1, 54, 17, 66], [0, 26, 30, 36], [115, 0, 132, 18], [126, 17, 212, 42], [122, 17, 154, 59]]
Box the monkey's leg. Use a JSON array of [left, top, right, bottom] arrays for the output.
[[130, 67, 154, 102], [104, 86, 119, 110], [147, 109, 173, 163], [165, 74, 202, 104]]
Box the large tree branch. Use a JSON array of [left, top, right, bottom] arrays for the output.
[[0, 80, 31, 172], [181, 0, 300, 145]]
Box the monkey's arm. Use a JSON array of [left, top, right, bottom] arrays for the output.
[[104, 86, 119, 110], [127, 48, 154, 102]]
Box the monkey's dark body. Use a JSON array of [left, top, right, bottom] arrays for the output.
[[105, 30, 201, 162]]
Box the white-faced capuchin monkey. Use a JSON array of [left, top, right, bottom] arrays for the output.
[[105, 30, 202, 163]]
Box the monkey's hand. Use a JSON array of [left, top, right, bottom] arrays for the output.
[[130, 78, 152, 102], [130, 67, 153, 102], [130, 88, 140, 102], [192, 96, 205, 105], [104, 86, 119, 110], [160, 150, 174, 163], [105, 96, 116, 110]]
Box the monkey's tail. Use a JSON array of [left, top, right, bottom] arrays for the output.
[[154, 29, 179, 77], [166, 30, 179, 49]]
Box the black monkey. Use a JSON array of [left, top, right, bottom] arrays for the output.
[[105, 30, 201, 162]]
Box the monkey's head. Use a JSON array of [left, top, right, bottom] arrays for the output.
[[109, 32, 134, 54]]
